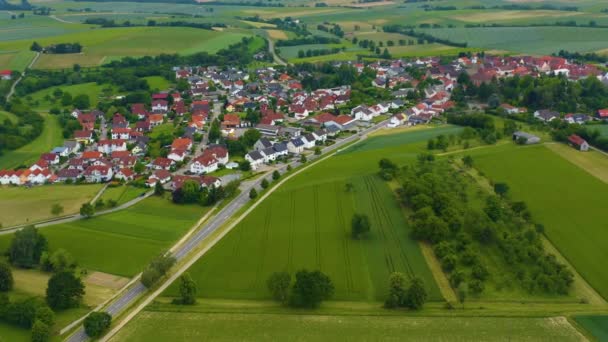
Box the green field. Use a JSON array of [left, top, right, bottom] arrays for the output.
[[164, 126, 468, 302], [575, 315, 608, 342], [26, 82, 114, 110], [420, 26, 608, 54], [144, 76, 172, 91], [470, 144, 608, 301], [0, 196, 207, 277], [0, 110, 17, 123], [98, 185, 146, 207], [0, 184, 103, 227], [0, 114, 64, 169], [591, 124, 608, 137], [113, 308, 585, 342]]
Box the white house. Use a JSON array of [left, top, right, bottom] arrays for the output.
[[287, 138, 305, 154], [260, 147, 277, 163], [245, 151, 265, 170], [97, 140, 127, 154], [190, 155, 219, 174], [83, 165, 114, 183], [167, 149, 187, 162]]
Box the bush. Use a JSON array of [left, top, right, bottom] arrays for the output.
[[46, 272, 85, 310], [83, 312, 111, 338], [289, 270, 333, 308], [31, 320, 50, 342], [249, 188, 258, 199], [267, 272, 291, 303], [9, 226, 48, 268], [0, 262, 14, 291]]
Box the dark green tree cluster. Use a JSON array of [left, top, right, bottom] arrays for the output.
[[446, 113, 500, 144], [141, 254, 176, 288], [0, 295, 54, 341], [400, 157, 573, 295], [0, 99, 44, 156], [46, 271, 85, 310], [378, 158, 398, 180], [8, 226, 48, 269], [171, 180, 230, 206], [83, 312, 112, 338], [267, 270, 334, 308], [351, 214, 371, 239], [384, 273, 427, 310]]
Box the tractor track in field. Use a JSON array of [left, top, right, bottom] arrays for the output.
[[313, 185, 322, 270], [287, 191, 295, 271], [253, 206, 272, 290], [363, 176, 394, 273], [335, 182, 355, 292]]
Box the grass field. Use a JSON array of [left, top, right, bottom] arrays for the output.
[[164, 126, 466, 302], [0, 196, 207, 277], [0, 114, 64, 169], [26, 82, 114, 110], [575, 315, 608, 341], [470, 143, 608, 301], [590, 124, 608, 137], [113, 309, 585, 342], [0, 110, 17, 123], [0, 184, 103, 227], [0, 27, 251, 69], [144, 76, 172, 91], [98, 185, 146, 207], [420, 26, 608, 54]]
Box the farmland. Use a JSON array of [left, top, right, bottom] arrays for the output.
[[575, 315, 608, 341], [469, 143, 608, 300], [0, 184, 103, 227], [112, 306, 585, 342], [0, 114, 64, 170], [0, 196, 207, 277], [25, 82, 114, 110]]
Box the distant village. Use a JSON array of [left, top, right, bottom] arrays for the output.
[[1, 54, 606, 188]]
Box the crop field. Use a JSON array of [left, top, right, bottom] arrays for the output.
[[113, 309, 585, 342], [0, 197, 206, 277], [574, 315, 608, 341], [0, 50, 36, 71], [0, 27, 251, 69], [0, 184, 103, 227], [0, 114, 64, 170], [470, 143, 608, 301], [164, 126, 468, 302], [419, 26, 608, 54]]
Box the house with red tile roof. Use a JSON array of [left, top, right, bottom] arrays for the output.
[[568, 134, 589, 151]]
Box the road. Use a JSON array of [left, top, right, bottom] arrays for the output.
[[65, 120, 386, 342], [267, 38, 287, 66], [5, 52, 40, 101]]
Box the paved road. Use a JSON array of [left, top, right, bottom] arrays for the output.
[[66, 121, 386, 342], [267, 38, 287, 66], [5, 52, 40, 101]]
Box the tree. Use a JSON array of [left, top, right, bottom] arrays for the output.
[[487, 93, 500, 109], [289, 270, 334, 308], [30, 41, 42, 52], [249, 188, 258, 199], [344, 182, 354, 192], [154, 181, 164, 196], [141, 268, 161, 288], [0, 262, 14, 291], [384, 272, 407, 308], [267, 272, 291, 303], [405, 276, 427, 310], [83, 312, 112, 338], [49, 249, 76, 273], [34, 306, 55, 327], [272, 170, 280, 181], [242, 129, 262, 147], [31, 320, 50, 342], [50, 203, 63, 216], [300, 154, 307, 163], [493, 182, 509, 197], [314, 147, 321, 155], [9, 226, 48, 268], [462, 155, 473, 168], [60, 92, 72, 106], [46, 271, 85, 310], [177, 273, 197, 305], [79, 203, 94, 218], [457, 282, 467, 309], [261, 178, 269, 189], [72, 94, 90, 109], [239, 160, 251, 171], [351, 214, 371, 239]]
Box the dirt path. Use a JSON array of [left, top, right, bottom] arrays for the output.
[[5, 52, 39, 101]]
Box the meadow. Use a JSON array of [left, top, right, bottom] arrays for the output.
[[0, 196, 207, 277], [0, 114, 64, 170], [112, 308, 585, 342], [470, 143, 608, 301], [0, 184, 103, 227], [98, 185, 146, 207], [164, 126, 467, 302], [574, 315, 608, 341], [25, 82, 114, 110]]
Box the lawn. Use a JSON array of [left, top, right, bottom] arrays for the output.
[[575, 315, 608, 342], [0, 196, 207, 277], [470, 143, 608, 301], [0, 184, 103, 228], [0, 27, 251, 69], [0, 114, 64, 169], [164, 126, 465, 302], [590, 124, 608, 137], [113, 309, 584, 342], [144, 76, 172, 91]]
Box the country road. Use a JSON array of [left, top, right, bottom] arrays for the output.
[[267, 38, 287, 66], [5, 52, 40, 101], [65, 121, 387, 342]]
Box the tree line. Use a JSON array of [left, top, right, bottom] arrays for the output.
[[31, 42, 82, 54], [0, 99, 44, 159], [275, 36, 341, 47], [383, 25, 468, 48]]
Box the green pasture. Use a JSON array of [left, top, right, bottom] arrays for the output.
[[0, 114, 64, 170], [0, 110, 17, 123], [575, 315, 608, 342], [113, 308, 585, 342], [0, 196, 207, 277], [98, 185, 146, 207], [470, 143, 608, 301], [25, 82, 113, 110], [0, 184, 103, 228], [144, 76, 172, 91]]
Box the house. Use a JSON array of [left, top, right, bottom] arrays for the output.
[[171, 138, 193, 151], [51, 147, 70, 158], [150, 157, 174, 170], [222, 114, 241, 128], [204, 145, 229, 165], [273, 142, 289, 158], [260, 147, 277, 162], [597, 109, 608, 120], [190, 154, 219, 174], [312, 129, 327, 143], [63, 141, 81, 155], [244, 150, 265, 170], [111, 128, 131, 140], [147, 170, 172, 187], [81, 151, 103, 161], [148, 114, 164, 127], [352, 105, 376, 122], [57, 168, 81, 182], [74, 130, 93, 145], [564, 113, 591, 125], [500, 103, 521, 115], [302, 133, 317, 149], [83, 165, 114, 183], [0, 70, 12, 80], [388, 113, 408, 128], [151, 100, 169, 113], [568, 134, 589, 151], [254, 138, 273, 151], [135, 121, 151, 133], [0, 170, 24, 185], [30, 159, 49, 171], [256, 124, 280, 136], [512, 131, 540, 145], [115, 168, 135, 181], [287, 138, 305, 154], [167, 149, 188, 162], [40, 153, 60, 165], [534, 109, 559, 122], [97, 140, 127, 154], [26, 169, 54, 185]]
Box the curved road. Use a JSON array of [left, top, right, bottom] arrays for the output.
[[5, 52, 40, 101]]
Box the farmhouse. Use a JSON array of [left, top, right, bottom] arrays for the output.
[[534, 109, 559, 122], [512, 131, 540, 145], [0, 70, 12, 80], [568, 134, 589, 151], [83, 165, 113, 183]]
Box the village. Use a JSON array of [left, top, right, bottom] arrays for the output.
[[0, 53, 605, 189]]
